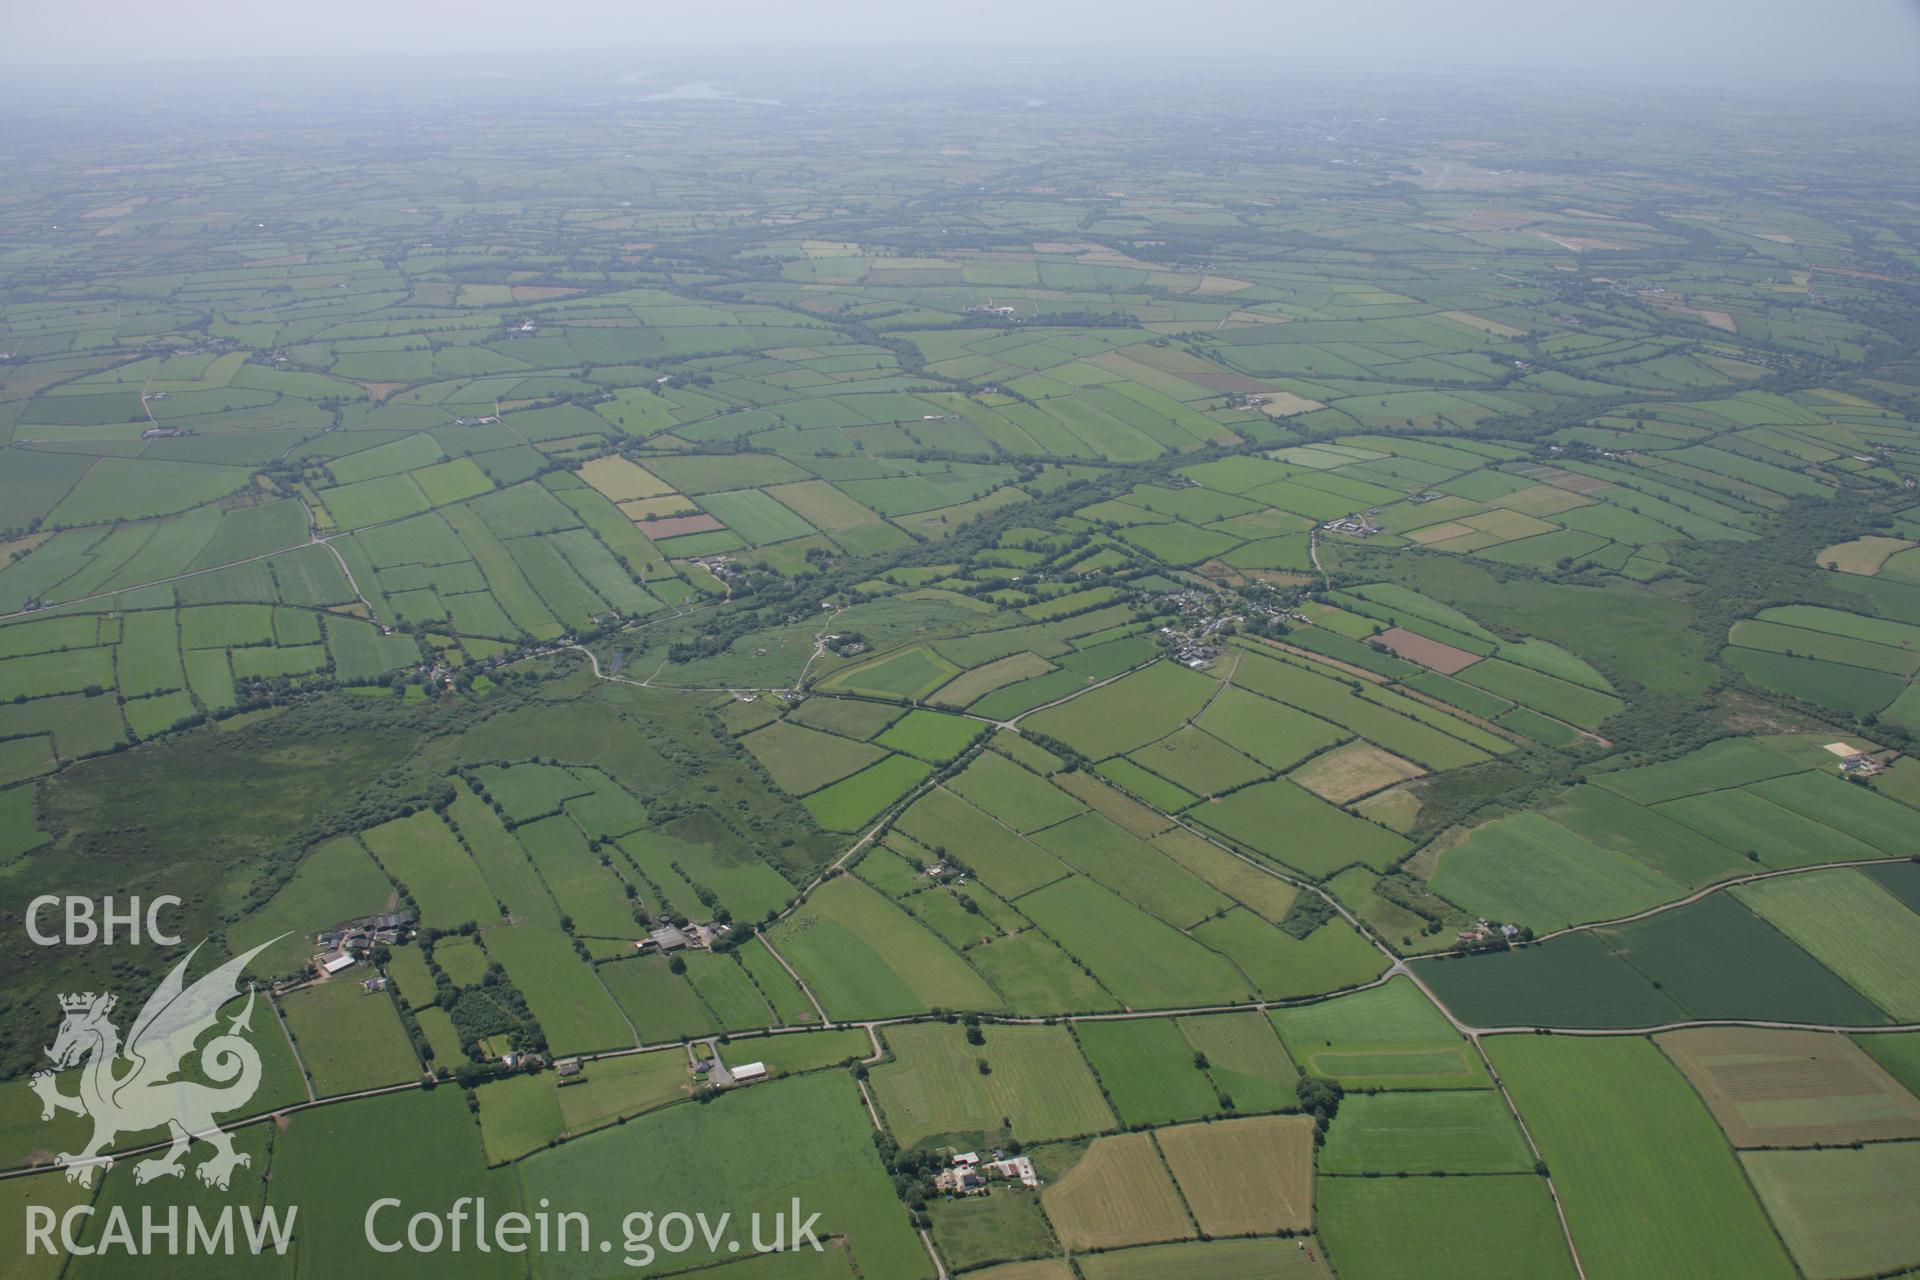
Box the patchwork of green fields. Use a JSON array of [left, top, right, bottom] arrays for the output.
[[4, 66, 1920, 1280]]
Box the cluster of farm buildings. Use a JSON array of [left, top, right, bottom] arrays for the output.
[[934, 1149, 1040, 1194]]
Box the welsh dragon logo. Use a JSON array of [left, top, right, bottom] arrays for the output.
[[30, 937, 282, 1190]]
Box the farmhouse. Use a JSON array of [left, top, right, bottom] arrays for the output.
[[985, 1154, 1039, 1187], [1323, 515, 1381, 537], [1823, 742, 1883, 776], [934, 1167, 985, 1194], [638, 924, 692, 953]]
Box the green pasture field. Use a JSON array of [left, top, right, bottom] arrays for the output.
[[1538, 784, 1750, 888], [1030, 813, 1230, 928], [769, 874, 1000, 1018], [1456, 657, 1623, 727], [872, 708, 984, 762], [1271, 977, 1488, 1087], [1595, 892, 1887, 1024], [681, 951, 777, 1028], [1226, 648, 1493, 771], [872, 1022, 1113, 1146], [1742, 1145, 1920, 1280], [1731, 616, 1920, 674], [1319, 1090, 1535, 1173], [327, 432, 444, 485], [1430, 810, 1683, 931], [1488, 1036, 1795, 1279], [0, 647, 116, 701], [927, 1188, 1056, 1273], [1073, 1017, 1222, 1126], [859, 843, 931, 895], [1094, 756, 1199, 811], [266, 1086, 526, 1277], [1654, 788, 1879, 867], [600, 954, 719, 1043], [1735, 869, 1920, 1018], [278, 978, 421, 1094], [561, 768, 652, 839], [360, 810, 501, 928], [699, 487, 817, 544], [1724, 647, 1905, 715], [327, 616, 423, 681], [482, 924, 634, 1053], [477, 1070, 568, 1163], [1191, 905, 1387, 999], [114, 609, 182, 695], [968, 928, 1116, 1014], [890, 796, 1059, 903], [801, 754, 930, 830], [645, 452, 814, 494], [944, 750, 1085, 832], [744, 720, 887, 794], [1590, 736, 1802, 804], [930, 651, 1057, 708], [320, 472, 432, 529], [1856, 1031, 1920, 1100], [1052, 771, 1167, 840], [416, 1005, 464, 1064], [517, 1071, 930, 1279], [441, 505, 564, 639], [1417, 932, 1683, 1029], [816, 643, 961, 701], [1022, 661, 1218, 756], [384, 943, 435, 1005], [725, 1027, 870, 1076], [786, 695, 906, 738], [1317, 1176, 1576, 1280], [552, 1048, 695, 1136], [434, 935, 491, 986], [231, 641, 326, 679], [447, 782, 563, 926], [62, 1126, 280, 1276], [910, 881, 998, 948], [766, 479, 882, 530], [46, 458, 251, 526], [1125, 726, 1269, 795], [1190, 779, 1409, 877], [1017, 875, 1248, 1008], [473, 761, 593, 819], [1193, 684, 1348, 769], [1743, 769, 1920, 855], [0, 784, 48, 862], [1172, 1010, 1297, 1113]]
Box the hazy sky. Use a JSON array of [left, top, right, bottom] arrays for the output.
[[5, 0, 1920, 83]]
